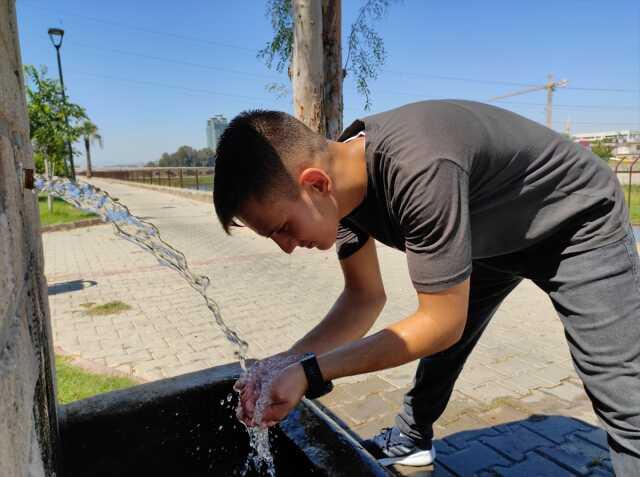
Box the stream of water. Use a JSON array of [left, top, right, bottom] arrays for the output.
[[36, 176, 275, 476]]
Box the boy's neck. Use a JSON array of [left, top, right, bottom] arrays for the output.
[[326, 137, 367, 219]]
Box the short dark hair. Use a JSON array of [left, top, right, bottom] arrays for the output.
[[213, 110, 326, 234]]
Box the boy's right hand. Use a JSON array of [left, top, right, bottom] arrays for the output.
[[234, 350, 304, 425]]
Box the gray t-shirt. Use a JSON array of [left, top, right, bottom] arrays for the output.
[[336, 100, 627, 293]]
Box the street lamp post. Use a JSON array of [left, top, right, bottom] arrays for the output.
[[47, 27, 76, 180]]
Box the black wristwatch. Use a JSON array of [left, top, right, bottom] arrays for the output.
[[299, 352, 333, 399]]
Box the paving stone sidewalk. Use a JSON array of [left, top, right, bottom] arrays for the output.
[[43, 179, 614, 475]]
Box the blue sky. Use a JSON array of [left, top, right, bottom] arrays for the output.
[[18, 0, 639, 167]]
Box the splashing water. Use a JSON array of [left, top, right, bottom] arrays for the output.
[[36, 176, 277, 475], [36, 176, 248, 365], [235, 352, 304, 477]]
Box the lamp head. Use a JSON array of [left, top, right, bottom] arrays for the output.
[[48, 28, 64, 48]]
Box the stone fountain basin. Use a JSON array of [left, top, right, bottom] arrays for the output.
[[58, 362, 389, 476]]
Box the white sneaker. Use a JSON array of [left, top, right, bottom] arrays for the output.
[[362, 427, 436, 467]]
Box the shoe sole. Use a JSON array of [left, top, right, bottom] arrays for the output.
[[378, 447, 436, 467]]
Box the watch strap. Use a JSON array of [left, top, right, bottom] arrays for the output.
[[300, 352, 333, 399]]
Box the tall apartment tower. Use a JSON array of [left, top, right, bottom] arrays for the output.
[[206, 115, 229, 152]]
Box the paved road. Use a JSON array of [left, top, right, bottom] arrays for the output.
[[43, 179, 613, 475]]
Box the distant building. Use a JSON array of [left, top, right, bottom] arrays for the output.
[[573, 129, 640, 144], [573, 130, 640, 160], [206, 115, 228, 153]]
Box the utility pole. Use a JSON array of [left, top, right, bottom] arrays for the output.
[[489, 74, 568, 130], [564, 117, 572, 137], [546, 74, 557, 129]]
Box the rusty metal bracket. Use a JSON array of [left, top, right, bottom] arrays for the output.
[[24, 168, 34, 189]]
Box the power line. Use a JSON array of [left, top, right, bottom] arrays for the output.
[[66, 41, 282, 81], [25, 2, 638, 96], [24, 1, 258, 53], [494, 100, 638, 112], [365, 88, 637, 112], [42, 72, 640, 131], [68, 71, 286, 104], [381, 69, 639, 93], [67, 70, 367, 113], [66, 70, 636, 122], [51, 40, 640, 110], [382, 69, 538, 87], [64, 40, 637, 112], [566, 86, 639, 93]]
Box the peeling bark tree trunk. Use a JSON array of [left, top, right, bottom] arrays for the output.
[[292, 0, 326, 136], [322, 0, 342, 140]]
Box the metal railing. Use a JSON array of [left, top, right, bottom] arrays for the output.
[[612, 156, 640, 223], [89, 167, 215, 191], [87, 160, 640, 222]]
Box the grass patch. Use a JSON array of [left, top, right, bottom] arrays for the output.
[[83, 300, 131, 316], [39, 195, 96, 226], [135, 174, 213, 190], [180, 174, 213, 189], [55, 355, 137, 404], [622, 184, 640, 225]]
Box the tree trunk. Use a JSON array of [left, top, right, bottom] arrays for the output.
[[322, 0, 343, 140], [84, 136, 93, 178], [292, 0, 326, 136]]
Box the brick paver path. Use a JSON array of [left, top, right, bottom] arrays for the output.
[[44, 179, 614, 475]]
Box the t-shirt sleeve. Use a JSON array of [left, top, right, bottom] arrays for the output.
[[335, 219, 370, 260], [394, 159, 472, 293]]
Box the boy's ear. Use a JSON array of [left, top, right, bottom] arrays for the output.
[[298, 168, 332, 194]]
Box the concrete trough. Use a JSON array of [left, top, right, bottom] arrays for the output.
[[58, 362, 389, 476]]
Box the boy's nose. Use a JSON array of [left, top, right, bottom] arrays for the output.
[[273, 236, 297, 254]]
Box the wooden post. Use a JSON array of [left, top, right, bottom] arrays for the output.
[[195, 169, 199, 190], [179, 168, 184, 188]]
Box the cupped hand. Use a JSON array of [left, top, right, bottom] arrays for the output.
[[233, 351, 303, 425], [258, 363, 308, 427]]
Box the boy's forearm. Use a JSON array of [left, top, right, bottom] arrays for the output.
[[289, 288, 386, 356], [317, 309, 464, 381]]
